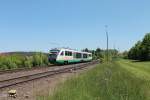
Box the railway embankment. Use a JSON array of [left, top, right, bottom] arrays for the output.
[[0, 62, 98, 100]]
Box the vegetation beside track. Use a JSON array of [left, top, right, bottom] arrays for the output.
[[37, 59, 150, 100], [0, 49, 118, 70], [126, 33, 150, 61], [0, 52, 49, 70]]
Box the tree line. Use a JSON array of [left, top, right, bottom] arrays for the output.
[[128, 33, 150, 61], [82, 48, 118, 62]]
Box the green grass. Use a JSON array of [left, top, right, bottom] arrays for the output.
[[37, 59, 150, 100]]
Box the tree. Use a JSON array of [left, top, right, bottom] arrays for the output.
[[82, 48, 89, 52], [23, 56, 33, 68], [141, 33, 150, 60], [128, 33, 150, 61]]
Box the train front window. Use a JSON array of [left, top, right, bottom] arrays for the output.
[[50, 50, 60, 53], [49, 53, 57, 58], [49, 50, 60, 58]]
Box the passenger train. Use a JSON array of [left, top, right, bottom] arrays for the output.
[[49, 48, 92, 64]]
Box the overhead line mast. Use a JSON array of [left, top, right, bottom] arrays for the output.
[[105, 25, 109, 62]]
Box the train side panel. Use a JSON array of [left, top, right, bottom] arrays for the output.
[[49, 48, 92, 64]]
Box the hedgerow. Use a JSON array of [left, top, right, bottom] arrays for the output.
[[0, 52, 49, 70]]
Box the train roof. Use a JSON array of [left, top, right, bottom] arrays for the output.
[[50, 48, 92, 54]]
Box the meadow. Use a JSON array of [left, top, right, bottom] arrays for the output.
[[37, 59, 150, 100]]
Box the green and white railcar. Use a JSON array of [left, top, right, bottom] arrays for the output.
[[49, 48, 92, 64]]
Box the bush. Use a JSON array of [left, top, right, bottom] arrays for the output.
[[3, 57, 18, 69], [32, 53, 49, 67], [23, 56, 33, 68], [0, 52, 49, 70], [0, 62, 8, 70], [10, 54, 25, 68]]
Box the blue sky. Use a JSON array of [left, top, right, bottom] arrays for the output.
[[0, 0, 150, 52]]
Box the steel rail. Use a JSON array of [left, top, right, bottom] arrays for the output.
[[0, 65, 56, 75], [0, 61, 98, 89]]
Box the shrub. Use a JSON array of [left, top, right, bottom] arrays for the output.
[[0, 52, 49, 70], [32, 53, 49, 67], [23, 56, 33, 68], [33, 53, 43, 66], [3, 57, 18, 69]]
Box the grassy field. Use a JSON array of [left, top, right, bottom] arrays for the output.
[[37, 59, 150, 100]]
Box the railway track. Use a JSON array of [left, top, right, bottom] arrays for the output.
[[0, 61, 98, 89], [0, 65, 55, 75]]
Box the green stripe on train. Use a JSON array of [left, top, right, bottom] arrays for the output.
[[56, 59, 91, 64]]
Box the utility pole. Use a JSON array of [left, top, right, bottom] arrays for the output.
[[105, 25, 109, 62]]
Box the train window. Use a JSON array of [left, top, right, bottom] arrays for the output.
[[65, 51, 68, 56], [61, 51, 64, 56], [76, 53, 81, 58], [83, 54, 88, 58], [69, 52, 72, 56], [89, 54, 92, 57], [50, 50, 60, 54], [65, 51, 72, 56]]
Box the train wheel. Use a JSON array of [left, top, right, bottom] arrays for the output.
[[64, 61, 68, 65]]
